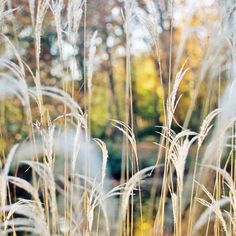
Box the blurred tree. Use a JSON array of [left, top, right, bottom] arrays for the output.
[[0, 0, 221, 143]]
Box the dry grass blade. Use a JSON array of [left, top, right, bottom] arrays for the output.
[[0, 0, 18, 24], [71, 173, 115, 235], [112, 120, 139, 170], [167, 61, 189, 128], [170, 192, 178, 225], [195, 181, 229, 235], [94, 138, 108, 187], [7, 176, 41, 204], [2, 199, 50, 236], [0, 0, 7, 21], [87, 31, 97, 90], [193, 198, 229, 234], [0, 76, 26, 105], [121, 165, 157, 221], [0, 144, 19, 211], [20, 160, 58, 230], [199, 165, 236, 214], [0, 217, 35, 234], [203, 165, 235, 194], [28, 0, 35, 26], [1, 1, 236, 235]]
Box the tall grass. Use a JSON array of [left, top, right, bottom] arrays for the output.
[[0, 0, 236, 235]]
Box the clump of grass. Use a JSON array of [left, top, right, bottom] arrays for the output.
[[1, 0, 236, 236]]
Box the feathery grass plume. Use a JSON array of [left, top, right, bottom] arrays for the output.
[[155, 62, 189, 231], [166, 61, 189, 129], [67, 0, 83, 45], [1, 199, 50, 236], [169, 130, 197, 193], [21, 160, 55, 195], [28, 86, 86, 124], [93, 138, 118, 234], [113, 119, 143, 234], [33, 0, 50, 118], [0, 144, 19, 221], [7, 176, 42, 206], [39, 119, 55, 167], [50, 0, 64, 60], [35, 0, 50, 66], [6, 176, 48, 234], [64, 0, 83, 82], [168, 130, 197, 236], [198, 109, 222, 148]]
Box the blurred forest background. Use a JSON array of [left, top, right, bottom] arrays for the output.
[[0, 0, 220, 178], [2, 0, 236, 235]]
